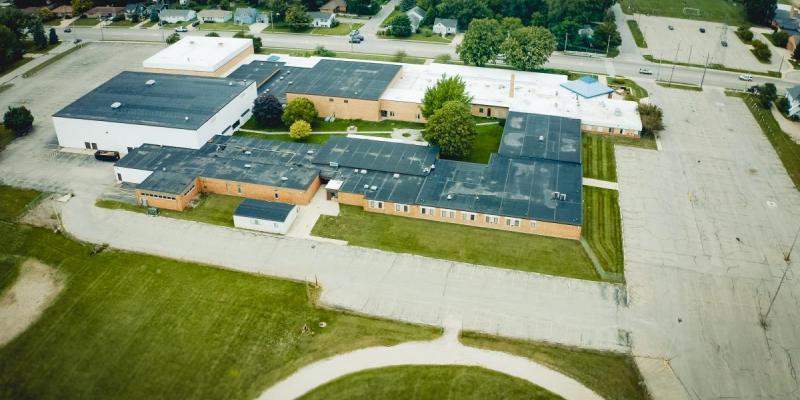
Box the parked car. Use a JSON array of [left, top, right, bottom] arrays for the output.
[[175, 26, 188, 32], [64, 27, 72, 33], [638, 68, 653, 75], [668, 25, 674, 30], [94, 150, 120, 162], [699, 27, 706, 33], [739, 74, 753, 81], [348, 36, 362, 44], [721, 40, 728, 47], [73, 38, 82, 44], [191, 21, 200, 27]]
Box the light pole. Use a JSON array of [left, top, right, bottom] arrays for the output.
[[785, 224, 800, 262], [699, 53, 710, 88]]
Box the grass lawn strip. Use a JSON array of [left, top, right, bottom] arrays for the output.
[[22, 43, 84, 78], [727, 91, 800, 190], [642, 55, 780, 78], [655, 81, 703, 91], [582, 186, 624, 274], [460, 332, 650, 400], [0, 124, 17, 152], [312, 205, 600, 281], [0, 185, 439, 400], [627, 20, 647, 48], [311, 23, 363, 36], [70, 18, 100, 26], [619, 0, 746, 25], [299, 365, 562, 400], [96, 193, 244, 227], [607, 77, 649, 101], [259, 47, 427, 64], [582, 134, 617, 182]]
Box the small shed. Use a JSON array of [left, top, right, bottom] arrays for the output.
[[559, 75, 613, 99], [233, 199, 297, 234]]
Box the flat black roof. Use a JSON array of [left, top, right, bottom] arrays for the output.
[[313, 137, 438, 176], [283, 59, 400, 101], [499, 112, 582, 163], [53, 71, 254, 130], [234, 199, 294, 221]]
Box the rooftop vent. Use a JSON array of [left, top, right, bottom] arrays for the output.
[[244, 164, 252, 168], [184, 116, 189, 121], [446, 194, 452, 200], [110, 102, 122, 109], [307, 150, 314, 155], [228, 82, 233, 86], [360, 169, 367, 174], [145, 79, 156, 86], [392, 173, 400, 178], [370, 185, 377, 191], [162, 167, 167, 172], [363, 184, 369, 189], [280, 176, 288, 181], [329, 161, 339, 168], [244, 150, 252, 155], [538, 135, 544, 141]]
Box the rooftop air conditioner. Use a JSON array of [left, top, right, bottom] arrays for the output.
[[280, 176, 288, 181], [370, 185, 377, 191], [393, 173, 400, 178], [145, 79, 156, 86], [110, 102, 122, 109], [360, 169, 367, 174], [244, 164, 252, 168]]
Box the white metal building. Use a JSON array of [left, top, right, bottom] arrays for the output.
[[52, 71, 257, 155], [143, 36, 254, 77], [233, 199, 298, 235]]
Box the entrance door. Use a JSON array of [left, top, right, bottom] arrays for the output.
[[487, 108, 492, 117]]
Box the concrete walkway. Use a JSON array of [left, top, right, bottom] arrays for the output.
[[770, 106, 800, 144], [259, 320, 603, 400], [582, 178, 619, 190]]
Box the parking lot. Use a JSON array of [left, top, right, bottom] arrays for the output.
[[617, 84, 800, 399], [637, 15, 784, 73], [0, 42, 163, 195]]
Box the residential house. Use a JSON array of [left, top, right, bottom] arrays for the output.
[[85, 6, 124, 19], [159, 9, 196, 24], [786, 84, 800, 117], [309, 11, 335, 28], [406, 6, 425, 32], [432, 18, 456, 35], [145, 2, 167, 19], [774, 4, 800, 51], [198, 9, 232, 23], [51, 4, 73, 17], [233, 7, 258, 25], [578, 25, 594, 39], [124, 3, 145, 20], [319, 0, 346, 14], [20, 6, 39, 15]]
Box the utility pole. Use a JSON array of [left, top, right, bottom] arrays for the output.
[[778, 54, 785, 75], [564, 32, 568, 54], [762, 224, 800, 324], [606, 33, 611, 57], [668, 64, 676, 86], [687, 45, 693, 65], [700, 53, 710, 88], [785, 224, 800, 262]]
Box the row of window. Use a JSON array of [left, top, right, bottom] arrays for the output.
[[379, 110, 423, 120], [370, 201, 535, 229], [328, 98, 349, 103], [141, 192, 176, 201]]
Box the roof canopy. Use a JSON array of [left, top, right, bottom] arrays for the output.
[[559, 75, 613, 99]]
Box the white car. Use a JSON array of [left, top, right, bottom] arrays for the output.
[[175, 26, 188, 32], [638, 68, 653, 75], [738, 74, 753, 81]]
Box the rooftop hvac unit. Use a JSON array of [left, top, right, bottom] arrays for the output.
[[244, 164, 252, 168], [145, 79, 156, 86], [423, 167, 430, 173], [280, 176, 288, 181], [446, 194, 452, 200], [552, 191, 560, 199], [184, 116, 189, 121], [363, 184, 369, 189], [539, 135, 544, 141], [307, 150, 314, 155], [288, 81, 293, 85], [430, 164, 435, 169], [360, 169, 367, 174], [370, 185, 377, 191], [559, 193, 567, 201], [393, 173, 400, 178], [244, 150, 252, 155], [228, 82, 233, 86], [110, 102, 122, 109]]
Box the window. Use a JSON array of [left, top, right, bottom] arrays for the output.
[[506, 218, 520, 227], [485, 215, 499, 224], [461, 212, 476, 222], [240, 109, 250, 117], [237, 184, 242, 193], [368, 200, 384, 209], [91, 143, 98, 150], [420, 206, 435, 216], [344, 99, 349, 103], [381, 110, 388, 117], [329, 98, 334, 102], [231, 120, 240, 129], [395, 203, 409, 213], [116, 173, 122, 181], [415, 113, 421, 119], [84, 142, 91, 149], [440, 209, 455, 219], [530, 220, 537, 229], [479, 107, 484, 113], [274, 193, 279, 199]]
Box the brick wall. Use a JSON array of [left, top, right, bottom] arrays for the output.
[[199, 176, 320, 205], [287, 93, 381, 121]]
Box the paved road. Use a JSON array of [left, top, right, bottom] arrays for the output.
[[260, 320, 603, 400]]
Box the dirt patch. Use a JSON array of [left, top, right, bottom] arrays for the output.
[[18, 194, 65, 231], [0, 259, 64, 346]]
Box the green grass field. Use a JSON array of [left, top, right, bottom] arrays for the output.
[[312, 205, 599, 281], [0, 184, 41, 222], [96, 194, 245, 226], [299, 365, 562, 400], [607, 77, 649, 101], [619, 0, 746, 25], [460, 332, 649, 400], [582, 135, 618, 182], [727, 92, 800, 190], [0, 185, 439, 400], [107, 19, 136, 27], [0, 124, 16, 152], [198, 21, 247, 31], [464, 123, 503, 164], [627, 20, 647, 48], [0, 256, 20, 296], [583, 186, 624, 274], [312, 23, 364, 36], [70, 18, 101, 26]]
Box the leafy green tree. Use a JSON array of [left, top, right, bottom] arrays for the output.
[[48, 27, 58, 45], [591, 20, 621, 53], [637, 103, 664, 135], [399, 0, 415, 11], [421, 74, 471, 119], [31, 21, 47, 50], [289, 120, 312, 139], [744, 0, 776, 25], [499, 17, 523, 36], [500, 26, 556, 71], [71, 0, 93, 15], [282, 98, 318, 126], [772, 30, 789, 47], [793, 44, 800, 61], [0, 7, 32, 38], [37, 7, 55, 22], [544, 0, 612, 25], [267, 0, 291, 21], [761, 83, 777, 100], [457, 18, 503, 67], [390, 14, 412, 37], [436, 0, 491, 29], [233, 31, 262, 52], [0, 25, 19, 72], [149, 7, 159, 22], [423, 100, 476, 158], [252, 94, 283, 127], [285, 4, 310, 31], [3, 106, 34, 137], [165, 32, 180, 44]]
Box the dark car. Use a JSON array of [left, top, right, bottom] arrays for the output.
[[721, 40, 728, 47], [348, 36, 362, 44], [94, 150, 120, 162], [699, 27, 706, 33], [73, 38, 82, 44], [668, 25, 674, 30], [64, 27, 72, 33], [192, 21, 200, 27]]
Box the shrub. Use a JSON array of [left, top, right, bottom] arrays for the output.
[[289, 120, 312, 139], [637, 103, 664, 135], [205, 32, 220, 37], [3, 106, 34, 137], [393, 50, 407, 62], [252, 94, 283, 127], [421, 27, 432, 37], [165, 32, 180, 44], [736, 25, 753, 42], [772, 30, 789, 47], [282, 98, 318, 126], [314, 45, 336, 57], [751, 39, 772, 62]]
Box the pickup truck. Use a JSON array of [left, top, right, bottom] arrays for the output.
[[94, 150, 120, 162]]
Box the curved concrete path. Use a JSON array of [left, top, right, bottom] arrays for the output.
[[259, 321, 603, 400], [0, 259, 63, 347]]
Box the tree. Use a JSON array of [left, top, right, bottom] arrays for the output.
[[282, 98, 318, 126], [751, 39, 772, 62], [736, 25, 754, 42], [131, 13, 140, 23], [390, 14, 412, 37], [285, 4, 310, 31], [457, 18, 503, 67], [637, 103, 664, 135], [772, 30, 789, 47], [289, 120, 312, 139], [0, 25, 19, 72], [31, 21, 47, 50], [545, 0, 612, 25], [421, 75, 471, 119], [48, 27, 58, 45], [794, 43, 800, 61], [591, 20, 621, 53], [165, 32, 180, 44], [399, 0, 415, 11], [761, 83, 777, 100], [744, 0, 776, 25], [267, 0, 291, 21], [37, 7, 55, 22], [500, 17, 523, 36], [205, 31, 220, 37], [500, 26, 556, 71], [3, 106, 34, 137], [436, 0, 491, 29], [252, 94, 283, 127], [150, 7, 159, 22], [423, 100, 476, 158], [71, 0, 93, 15], [233, 31, 262, 52]]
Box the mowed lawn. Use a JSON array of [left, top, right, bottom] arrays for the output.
[[299, 365, 563, 400], [460, 332, 649, 400], [582, 133, 657, 182], [312, 205, 599, 281], [582, 186, 624, 274], [0, 186, 439, 400], [96, 193, 245, 227], [619, 0, 747, 25]]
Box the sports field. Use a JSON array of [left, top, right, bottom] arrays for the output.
[[619, 0, 747, 25]]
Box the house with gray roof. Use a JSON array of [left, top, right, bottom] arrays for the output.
[[432, 18, 456, 35], [234, 7, 258, 24], [406, 6, 425, 31], [309, 11, 336, 27], [198, 9, 232, 23], [159, 9, 196, 23], [786, 84, 800, 117]]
